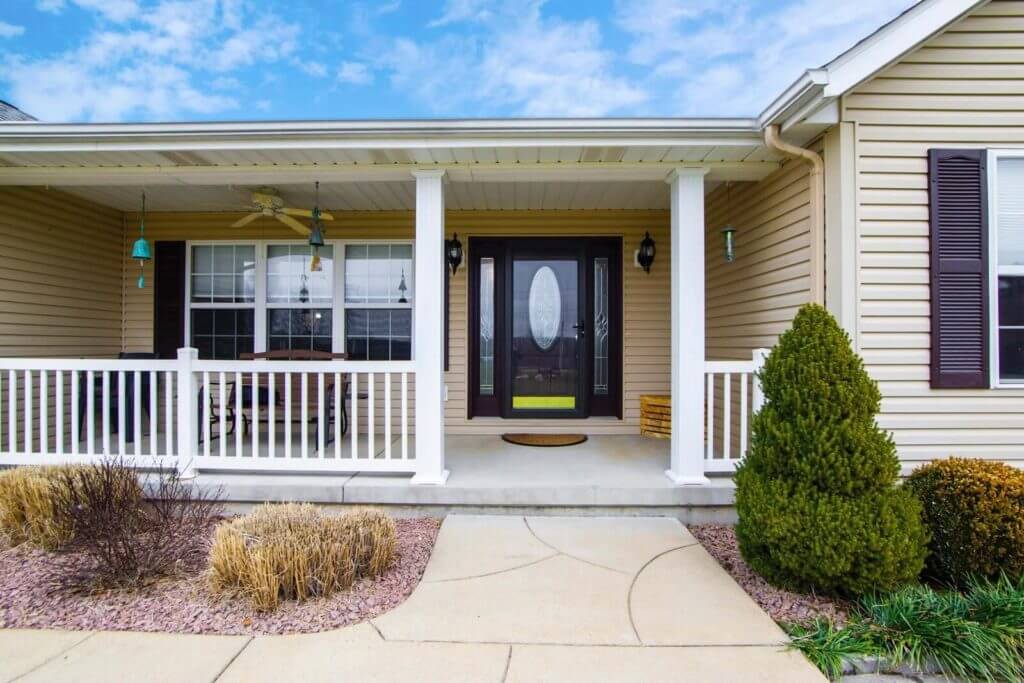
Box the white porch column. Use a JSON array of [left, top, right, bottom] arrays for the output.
[[666, 168, 710, 485], [410, 169, 449, 485]]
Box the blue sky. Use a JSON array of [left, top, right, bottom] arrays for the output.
[[0, 0, 916, 122]]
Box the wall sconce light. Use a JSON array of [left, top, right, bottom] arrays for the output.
[[446, 233, 463, 275], [722, 226, 736, 263], [637, 231, 656, 273], [131, 190, 152, 289]]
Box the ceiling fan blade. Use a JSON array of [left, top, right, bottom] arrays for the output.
[[231, 213, 262, 228], [277, 213, 311, 235], [318, 210, 334, 220], [280, 207, 314, 218]]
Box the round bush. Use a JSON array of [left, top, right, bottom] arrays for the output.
[[734, 304, 928, 594], [905, 458, 1024, 586]]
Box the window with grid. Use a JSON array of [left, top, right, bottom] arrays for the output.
[[189, 245, 255, 359], [343, 244, 413, 360], [995, 155, 1024, 382], [266, 244, 334, 352]]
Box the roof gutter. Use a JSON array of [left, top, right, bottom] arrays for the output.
[[764, 124, 825, 305]]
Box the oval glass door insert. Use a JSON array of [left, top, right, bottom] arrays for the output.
[[528, 265, 562, 350]]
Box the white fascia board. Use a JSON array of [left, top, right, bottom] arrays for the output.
[[821, 0, 987, 97], [757, 70, 829, 128]]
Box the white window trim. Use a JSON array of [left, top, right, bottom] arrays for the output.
[[184, 239, 414, 359], [987, 149, 1024, 388]]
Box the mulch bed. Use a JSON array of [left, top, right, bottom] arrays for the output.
[[0, 517, 440, 635], [689, 524, 850, 625]]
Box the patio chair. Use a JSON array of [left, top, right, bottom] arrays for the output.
[[77, 351, 157, 444]]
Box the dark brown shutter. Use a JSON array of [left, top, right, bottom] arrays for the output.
[[153, 241, 187, 359], [928, 149, 989, 388]]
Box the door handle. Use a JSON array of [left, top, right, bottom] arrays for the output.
[[573, 320, 585, 337]]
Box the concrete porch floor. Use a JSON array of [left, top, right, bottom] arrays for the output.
[[198, 435, 737, 519]]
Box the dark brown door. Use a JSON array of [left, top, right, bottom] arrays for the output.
[[468, 237, 621, 419]]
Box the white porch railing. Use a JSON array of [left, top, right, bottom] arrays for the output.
[[0, 348, 417, 474], [703, 348, 768, 473]]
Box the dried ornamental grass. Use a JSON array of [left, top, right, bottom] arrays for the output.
[[209, 504, 397, 611], [0, 465, 98, 550]]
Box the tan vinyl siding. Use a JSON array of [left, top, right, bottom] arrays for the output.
[[0, 187, 123, 358], [121, 210, 671, 435], [844, 0, 1024, 465]]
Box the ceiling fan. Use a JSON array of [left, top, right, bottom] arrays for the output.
[[230, 187, 334, 235]]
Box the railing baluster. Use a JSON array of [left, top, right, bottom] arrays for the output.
[[202, 371, 211, 457], [133, 371, 142, 457], [251, 371, 258, 459], [117, 370, 126, 456], [24, 370, 33, 455], [351, 373, 358, 459], [165, 370, 174, 457], [285, 372, 292, 459], [218, 372, 227, 458], [740, 372, 749, 459], [368, 373, 375, 459], [316, 373, 325, 458], [301, 372, 309, 459], [333, 372, 341, 459], [101, 371, 110, 456], [86, 370, 95, 456], [71, 370, 79, 456], [401, 372, 408, 460], [56, 370, 64, 456], [149, 371, 157, 457], [8, 370, 16, 455], [268, 372, 275, 458], [40, 370, 48, 456], [384, 372, 391, 461], [235, 371, 243, 458], [723, 373, 731, 462], [705, 372, 714, 461]]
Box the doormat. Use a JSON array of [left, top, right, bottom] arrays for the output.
[[501, 433, 588, 447]]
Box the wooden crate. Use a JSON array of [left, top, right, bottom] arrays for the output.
[[640, 394, 671, 439]]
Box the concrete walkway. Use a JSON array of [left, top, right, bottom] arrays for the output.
[[0, 515, 824, 682]]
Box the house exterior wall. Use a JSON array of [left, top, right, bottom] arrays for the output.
[[120, 209, 671, 435], [0, 187, 123, 358], [842, 0, 1024, 466]]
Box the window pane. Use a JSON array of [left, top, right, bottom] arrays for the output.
[[191, 309, 254, 360], [593, 257, 610, 396], [267, 309, 332, 352], [191, 245, 255, 303], [266, 244, 333, 304], [999, 276, 1024, 326], [1000, 329, 1024, 381], [345, 243, 412, 304], [345, 309, 411, 360], [998, 158, 1024, 266], [479, 258, 494, 396]]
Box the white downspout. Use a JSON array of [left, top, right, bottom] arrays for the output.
[[764, 124, 825, 305]]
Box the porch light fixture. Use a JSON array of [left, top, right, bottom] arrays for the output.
[[721, 182, 737, 264], [308, 181, 325, 272], [446, 233, 463, 275], [637, 231, 656, 273], [131, 191, 152, 289]]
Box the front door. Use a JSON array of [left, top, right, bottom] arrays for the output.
[[469, 237, 622, 419]]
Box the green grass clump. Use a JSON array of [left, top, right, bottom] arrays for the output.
[[786, 576, 1024, 681]]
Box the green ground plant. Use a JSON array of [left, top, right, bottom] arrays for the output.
[[735, 303, 927, 594]]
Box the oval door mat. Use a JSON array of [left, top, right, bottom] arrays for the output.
[[501, 433, 588, 447]]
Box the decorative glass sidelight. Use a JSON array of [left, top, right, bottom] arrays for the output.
[[479, 257, 495, 395], [593, 257, 610, 395]]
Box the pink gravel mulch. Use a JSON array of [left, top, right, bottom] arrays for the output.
[[689, 524, 850, 625], [0, 517, 440, 635]]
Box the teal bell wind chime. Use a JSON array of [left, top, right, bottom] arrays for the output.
[[131, 191, 152, 288]]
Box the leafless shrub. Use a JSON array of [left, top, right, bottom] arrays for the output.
[[209, 503, 396, 611], [51, 459, 224, 589]]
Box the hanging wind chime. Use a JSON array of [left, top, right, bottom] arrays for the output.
[[131, 191, 152, 288], [308, 181, 325, 272]]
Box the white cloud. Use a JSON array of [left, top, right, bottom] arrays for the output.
[[35, 0, 66, 13], [337, 61, 372, 85], [428, 0, 493, 27], [2, 0, 302, 121], [36, 0, 140, 21], [298, 61, 328, 77], [0, 22, 25, 38], [614, 0, 915, 115], [377, 0, 646, 116]]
